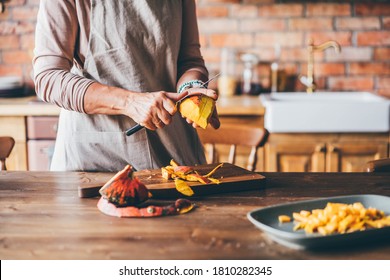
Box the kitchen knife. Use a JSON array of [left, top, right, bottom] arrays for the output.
[[125, 73, 220, 136]]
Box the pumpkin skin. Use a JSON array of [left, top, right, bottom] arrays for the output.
[[99, 165, 151, 207], [97, 197, 194, 218]]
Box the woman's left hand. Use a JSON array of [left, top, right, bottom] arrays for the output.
[[180, 88, 220, 129]]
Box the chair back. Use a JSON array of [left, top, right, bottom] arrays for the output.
[[197, 125, 268, 171], [365, 158, 390, 172], [0, 136, 15, 171]]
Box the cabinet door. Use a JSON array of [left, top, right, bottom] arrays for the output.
[[265, 142, 326, 172], [326, 142, 388, 172]]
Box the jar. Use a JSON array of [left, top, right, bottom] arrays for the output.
[[240, 53, 261, 95], [217, 48, 238, 97]]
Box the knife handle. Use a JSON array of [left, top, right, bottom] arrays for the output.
[[125, 124, 144, 136]]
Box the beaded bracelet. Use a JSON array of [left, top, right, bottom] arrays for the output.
[[178, 80, 206, 94]]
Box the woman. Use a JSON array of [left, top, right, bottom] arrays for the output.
[[33, 0, 219, 171]]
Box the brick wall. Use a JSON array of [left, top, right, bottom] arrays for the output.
[[0, 0, 389, 96], [197, 0, 390, 96], [0, 0, 38, 88]]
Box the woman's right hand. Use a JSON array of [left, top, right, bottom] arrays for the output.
[[124, 91, 186, 130], [84, 83, 188, 130]]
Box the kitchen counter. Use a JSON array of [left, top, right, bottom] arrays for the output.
[[0, 96, 61, 116], [0, 95, 265, 117], [216, 96, 264, 116], [1, 171, 389, 260]]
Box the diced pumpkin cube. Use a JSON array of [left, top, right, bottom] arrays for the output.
[[278, 215, 291, 223], [161, 167, 173, 180]]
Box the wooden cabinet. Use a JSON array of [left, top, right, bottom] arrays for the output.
[[0, 115, 59, 171], [0, 97, 61, 171], [265, 133, 389, 172], [265, 140, 326, 172], [26, 116, 58, 171], [0, 116, 28, 170], [326, 141, 388, 172]]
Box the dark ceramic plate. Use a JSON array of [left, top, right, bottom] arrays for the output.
[[247, 194, 390, 250]]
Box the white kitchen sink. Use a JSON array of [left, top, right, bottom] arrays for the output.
[[261, 92, 390, 133]]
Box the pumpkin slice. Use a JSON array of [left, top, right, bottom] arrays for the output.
[[179, 95, 215, 129], [99, 165, 152, 207]]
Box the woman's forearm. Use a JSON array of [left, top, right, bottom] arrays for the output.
[[84, 83, 182, 130], [83, 82, 130, 115], [34, 69, 94, 113]]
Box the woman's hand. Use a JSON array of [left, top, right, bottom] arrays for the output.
[[84, 82, 220, 131], [180, 88, 221, 129], [124, 91, 185, 130]]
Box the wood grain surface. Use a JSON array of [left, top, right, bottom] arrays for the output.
[[1, 171, 390, 260], [78, 163, 265, 198]]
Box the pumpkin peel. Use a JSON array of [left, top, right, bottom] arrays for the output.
[[174, 178, 194, 197], [162, 160, 223, 196], [98, 165, 196, 218], [204, 163, 224, 177]]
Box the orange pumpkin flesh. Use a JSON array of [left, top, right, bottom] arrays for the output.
[[179, 95, 215, 129]]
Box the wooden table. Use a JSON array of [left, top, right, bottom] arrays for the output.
[[1, 171, 390, 260]]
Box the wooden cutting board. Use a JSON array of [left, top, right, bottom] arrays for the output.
[[78, 163, 265, 199]]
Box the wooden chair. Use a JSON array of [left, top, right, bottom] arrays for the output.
[[197, 125, 269, 172], [0, 136, 15, 171], [365, 158, 390, 172]]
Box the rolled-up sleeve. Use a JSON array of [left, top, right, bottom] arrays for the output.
[[33, 0, 94, 113], [177, 0, 208, 79]]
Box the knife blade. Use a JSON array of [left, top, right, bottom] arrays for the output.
[[125, 73, 220, 136]]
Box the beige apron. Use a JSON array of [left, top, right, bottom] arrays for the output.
[[51, 0, 206, 171]]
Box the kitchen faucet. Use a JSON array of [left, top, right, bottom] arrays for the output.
[[300, 39, 341, 94]]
